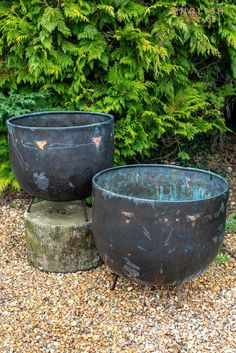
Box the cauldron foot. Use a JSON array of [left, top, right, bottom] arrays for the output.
[[26, 197, 34, 213], [110, 273, 118, 290], [141, 285, 149, 309], [176, 283, 186, 307], [81, 199, 88, 222]]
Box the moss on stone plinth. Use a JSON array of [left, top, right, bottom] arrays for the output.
[[24, 201, 102, 273]]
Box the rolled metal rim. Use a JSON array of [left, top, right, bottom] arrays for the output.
[[93, 164, 229, 203], [7, 111, 114, 130]]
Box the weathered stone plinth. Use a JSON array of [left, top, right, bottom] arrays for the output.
[[24, 201, 102, 272]]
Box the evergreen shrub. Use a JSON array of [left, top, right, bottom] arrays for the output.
[[0, 0, 235, 190]]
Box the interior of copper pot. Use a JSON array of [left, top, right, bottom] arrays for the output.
[[94, 165, 229, 202], [8, 112, 111, 128]]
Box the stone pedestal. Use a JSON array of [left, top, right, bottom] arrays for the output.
[[24, 201, 102, 272]]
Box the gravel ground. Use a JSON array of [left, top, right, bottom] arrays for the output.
[[0, 192, 235, 353]]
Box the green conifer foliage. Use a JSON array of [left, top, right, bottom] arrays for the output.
[[0, 0, 235, 181]]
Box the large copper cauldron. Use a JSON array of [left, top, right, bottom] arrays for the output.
[[7, 111, 114, 201], [92, 165, 229, 286]]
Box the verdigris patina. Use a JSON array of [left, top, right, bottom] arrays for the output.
[[92, 164, 229, 286]]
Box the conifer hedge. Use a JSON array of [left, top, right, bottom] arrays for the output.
[[0, 0, 235, 190]]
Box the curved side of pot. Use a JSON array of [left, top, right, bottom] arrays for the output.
[[7, 111, 114, 201], [92, 166, 229, 286]]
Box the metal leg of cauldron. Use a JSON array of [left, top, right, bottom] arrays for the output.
[[141, 286, 148, 308], [176, 283, 186, 307], [81, 199, 88, 222], [138, 286, 151, 314], [110, 273, 118, 290], [26, 197, 34, 213]]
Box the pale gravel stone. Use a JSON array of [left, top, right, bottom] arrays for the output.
[[0, 194, 235, 353]]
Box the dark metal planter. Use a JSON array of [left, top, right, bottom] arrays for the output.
[[7, 111, 114, 201], [92, 165, 229, 286]]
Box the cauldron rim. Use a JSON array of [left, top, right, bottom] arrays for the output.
[[93, 164, 229, 204], [7, 111, 114, 130]]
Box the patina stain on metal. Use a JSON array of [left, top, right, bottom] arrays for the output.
[[92, 165, 229, 286], [7, 111, 114, 201]]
